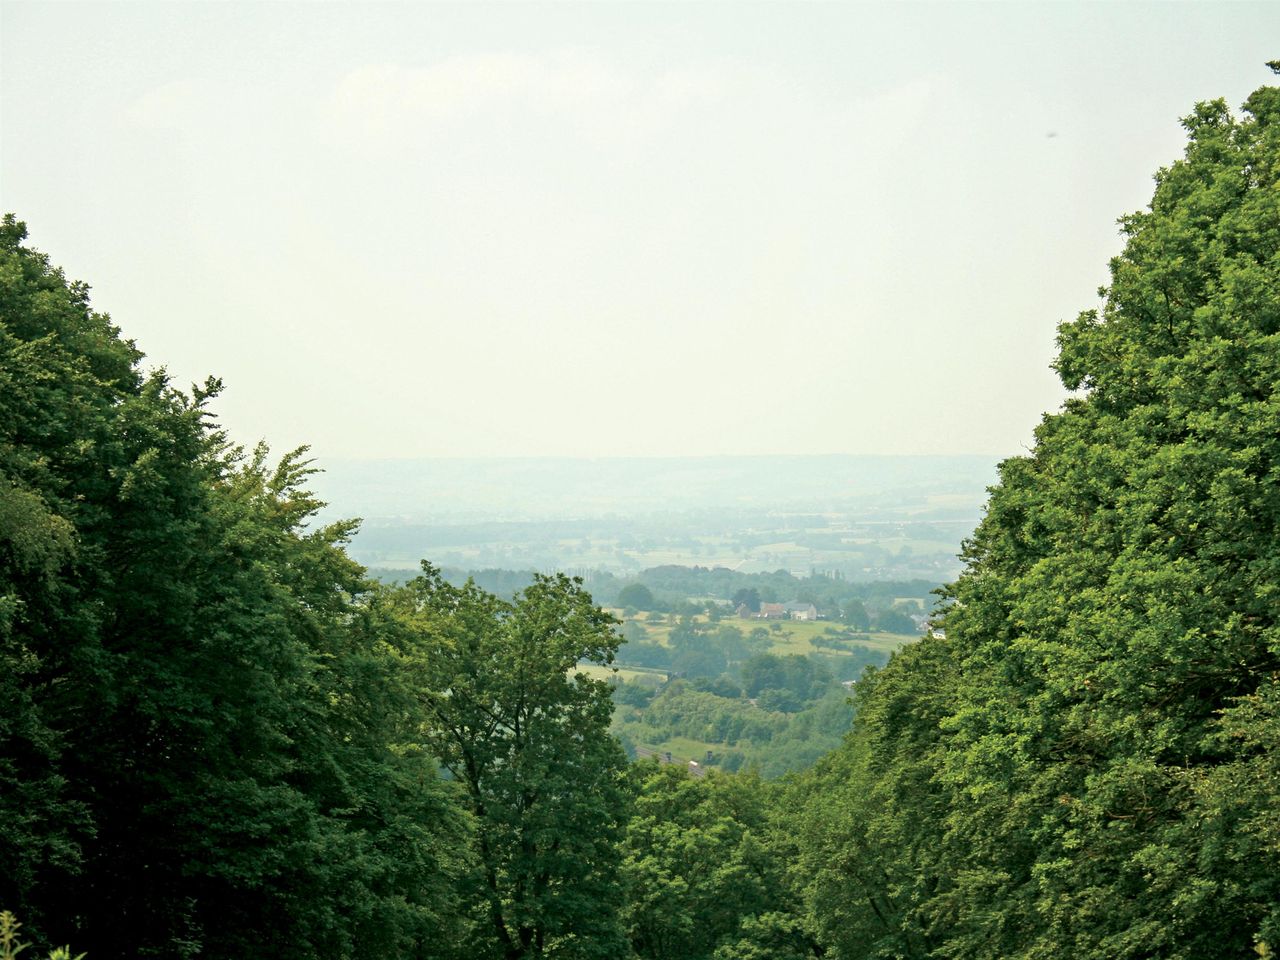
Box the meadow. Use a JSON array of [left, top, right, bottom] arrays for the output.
[[610, 610, 917, 658]]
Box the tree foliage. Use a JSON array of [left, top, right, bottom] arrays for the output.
[[386, 566, 631, 960], [623, 762, 810, 960], [0, 216, 468, 958], [797, 77, 1280, 959]]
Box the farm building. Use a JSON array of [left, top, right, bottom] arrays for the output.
[[784, 602, 819, 621]]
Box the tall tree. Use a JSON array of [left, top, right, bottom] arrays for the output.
[[800, 72, 1280, 959], [389, 566, 630, 960], [0, 216, 468, 958], [622, 762, 808, 960]]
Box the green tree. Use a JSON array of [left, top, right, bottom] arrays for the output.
[[0, 911, 83, 960], [617, 583, 658, 612], [839, 597, 871, 629], [0, 216, 467, 958], [622, 763, 804, 960], [799, 72, 1280, 960], [390, 565, 630, 960], [731, 589, 760, 613], [870, 608, 915, 634]]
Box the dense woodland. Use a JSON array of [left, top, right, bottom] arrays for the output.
[[2, 79, 1279, 959]]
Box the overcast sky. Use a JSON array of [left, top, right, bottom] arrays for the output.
[[2, 2, 1276, 461]]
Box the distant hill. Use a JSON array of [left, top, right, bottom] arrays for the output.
[[311, 455, 999, 579]]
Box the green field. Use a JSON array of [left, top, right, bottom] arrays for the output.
[[611, 610, 916, 658], [637, 735, 721, 765], [574, 663, 667, 684]]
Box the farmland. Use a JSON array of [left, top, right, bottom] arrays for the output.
[[580, 609, 921, 776], [611, 610, 915, 659]]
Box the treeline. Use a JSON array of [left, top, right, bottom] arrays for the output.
[[0, 213, 830, 960], [0, 215, 463, 956], [369, 564, 936, 624], [615, 620, 885, 679], [607, 616, 884, 776]]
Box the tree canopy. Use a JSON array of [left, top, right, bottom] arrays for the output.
[[0, 215, 469, 958], [797, 77, 1280, 960], [386, 566, 631, 960]]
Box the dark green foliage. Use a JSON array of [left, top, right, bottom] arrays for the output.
[[840, 597, 871, 629], [613, 678, 660, 707], [387, 566, 631, 960], [627, 683, 789, 752], [869, 608, 916, 634], [739, 654, 831, 710], [689, 675, 743, 699], [0, 217, 467, 957], [615, 680, 853, 778], [618, 638, 674, 670], [798, 78, 1280, 959], [650, 621, 771, 681], [619, 564, 935, 618], [622, 763, 812, 960], [618, 582, 660, 612]]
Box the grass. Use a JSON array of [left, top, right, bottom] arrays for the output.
[[633, 735, 723, 765], [574, 663, 667, 684], [612, 611, 917, 658]]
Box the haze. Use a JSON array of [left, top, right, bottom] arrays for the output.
[[2, 2, 1275, 461]]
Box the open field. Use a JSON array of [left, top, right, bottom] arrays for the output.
[[574, 663, 667, 684], [640, 735, 721, 764], [611, 611, 917, 658]]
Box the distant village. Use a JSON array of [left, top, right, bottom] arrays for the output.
[[735, 600, 941, 638]]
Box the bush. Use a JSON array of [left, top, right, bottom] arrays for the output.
[[0, 911, 84, 960]]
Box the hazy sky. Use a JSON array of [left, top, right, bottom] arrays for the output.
[[3, 3, 1276, 460]]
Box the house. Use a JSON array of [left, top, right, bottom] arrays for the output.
[[784, 602, 818, 621], [757, 602, 786, 620]]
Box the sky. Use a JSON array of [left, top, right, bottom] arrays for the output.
[[2, 2, 1277, 462]]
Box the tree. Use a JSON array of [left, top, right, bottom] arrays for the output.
[[933, 78, 1280, 960], [622, 763, 800, 960], [0, 215, 468, 957], [617, 583, 658, 612], [798, 73, 1280, 959], [390, 566, 630, 960], [870, 608, 915, 634], [839, 597, 871, 629]]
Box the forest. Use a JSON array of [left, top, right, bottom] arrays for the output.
[[2, 78, 1279, 959]]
